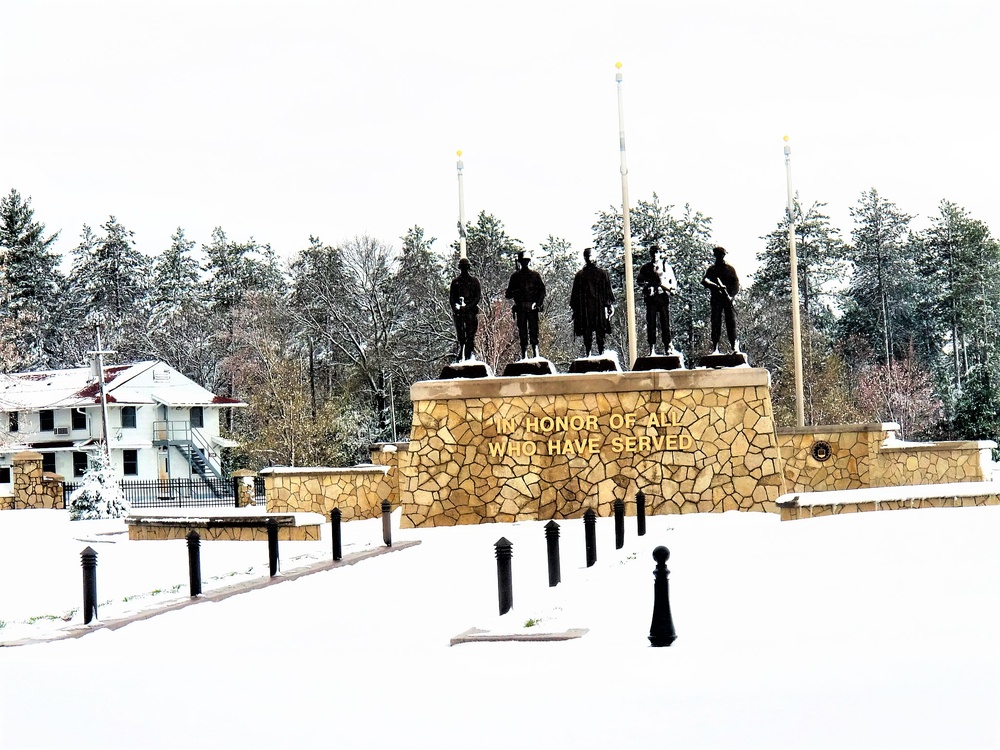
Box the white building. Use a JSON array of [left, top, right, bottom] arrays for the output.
[[0, 361, 244, 493]]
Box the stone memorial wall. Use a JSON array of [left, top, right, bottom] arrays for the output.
[[398, 369, 786, 528]]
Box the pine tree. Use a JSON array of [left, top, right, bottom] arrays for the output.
[[65, 216, 152, 360], [917, 200, 1000, 388], [394, 225, 451, 379], [838, 189, 932, 368], [68, 452, 130, 520], [0, 189, 62, 370], [747, 199, 849, 424], [145, 228, 215, 384]]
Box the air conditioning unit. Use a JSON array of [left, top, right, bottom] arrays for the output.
[[54, 427, 70, 436]]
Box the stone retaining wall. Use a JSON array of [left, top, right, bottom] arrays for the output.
[[261, 465, 391, 519], [777, 483, 1000, 521], [127, 523, 322, 541], [398, 369, 786, 528], [777, 423, 995, 492]]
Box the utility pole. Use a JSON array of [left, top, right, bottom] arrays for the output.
[[87, 326, 116, 465]]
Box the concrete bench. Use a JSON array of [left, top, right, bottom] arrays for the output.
[[126, 511, 325, 541]]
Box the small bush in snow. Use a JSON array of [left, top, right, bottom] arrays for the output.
[[68, 454, 130, 520]]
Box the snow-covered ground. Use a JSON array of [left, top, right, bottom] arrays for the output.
[[1, 505, 998, 749]]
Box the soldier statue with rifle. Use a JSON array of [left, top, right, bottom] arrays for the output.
[[701, 246, 741, 354]]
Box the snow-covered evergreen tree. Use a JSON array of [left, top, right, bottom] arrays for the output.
[[64, 216, 152, 361], [68, 452, 130, 520], [0, 189, 62, 370]]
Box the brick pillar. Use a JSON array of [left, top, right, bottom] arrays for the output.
[[13, 451, 65, 510], [231, 469, 257, 507]]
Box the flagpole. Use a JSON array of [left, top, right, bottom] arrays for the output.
[[457, 150, 467, 260], [784, 135, 805, 427], [616, 62, 637, 368]]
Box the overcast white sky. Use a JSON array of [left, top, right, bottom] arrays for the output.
[[4, 0, 997, 280]]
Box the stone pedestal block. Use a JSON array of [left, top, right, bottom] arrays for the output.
[[399, 369, 785, 528]]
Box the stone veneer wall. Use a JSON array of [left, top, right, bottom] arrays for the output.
[[4, 452, 64, 510], [261, 465, 391, 520], [779, 494, 1000, 521], [128, 523, 321, 541], [875, 442, 995, 486], [368, 443, 408, 507], [398, 369, 785, 528], [777, 423, 995, 492]]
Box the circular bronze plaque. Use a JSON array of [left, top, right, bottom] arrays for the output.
[[811, 440, 832, 462]]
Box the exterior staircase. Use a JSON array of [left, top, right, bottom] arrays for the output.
[[153, 421, 227, 488]]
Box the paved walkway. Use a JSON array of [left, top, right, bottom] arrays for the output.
[[1, 540, 421, 648]]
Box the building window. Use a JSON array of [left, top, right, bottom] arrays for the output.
[[73, 452, 89, 477], [72, 409, 88, 431], [121, 406, 137, 429], [190, 406, 204, 429], [122, 449, 138, 476], [42, 453, 56, 473], [0, 467, 10, 484], [8, 412, 18, 433], [39, 410, 54, 432]]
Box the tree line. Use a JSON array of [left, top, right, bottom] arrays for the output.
[[2, 186, 998, 468]]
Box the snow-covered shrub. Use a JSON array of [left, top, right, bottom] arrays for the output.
[[68, 453, 130, 520]]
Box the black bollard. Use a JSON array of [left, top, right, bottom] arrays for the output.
[[648, 546, 677, 647], [381, 500, 392, 547], [636, 490, 647, 537], [614, 499, 625, 550], [187, 530, 202, 597], [584, 508, 597, 567], [267, 518, 279, 577], [232, 476, 241, 508], [495, 537, 513, 615], [81, 546, 98, 625], [330, 508, 342, 561], [544, 520, 561, 586]]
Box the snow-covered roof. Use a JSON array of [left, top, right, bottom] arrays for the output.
[[0, 361, 245, 411]]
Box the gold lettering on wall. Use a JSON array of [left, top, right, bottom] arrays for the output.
[[487, 406, 693, 457]]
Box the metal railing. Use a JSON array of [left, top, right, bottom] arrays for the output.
[[63, 476, 267, 509], [63, 478, 235, 509]]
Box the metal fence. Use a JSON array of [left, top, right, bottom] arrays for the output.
[[63, 477, 267, 510]]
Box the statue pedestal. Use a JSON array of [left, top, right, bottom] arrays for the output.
[[569, 354, 621, 374], [503, 358, 557, 377], [400, 368, 784, 528], [439, 361, 494, 380], [633, 354, 684, 372], [698, 352, 749, 369]]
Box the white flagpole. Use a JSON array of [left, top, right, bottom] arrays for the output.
[[784, 135, 806, 427], [457, 150, 467, 260], [616, 62, 638, 368]]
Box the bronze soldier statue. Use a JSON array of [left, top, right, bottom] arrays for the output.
[[505, 250, 546, 359], [701, 246, 740, 354], [569, 248, 615, 356], [637, 245, 678, 356], [449, 257, 481, 361]]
